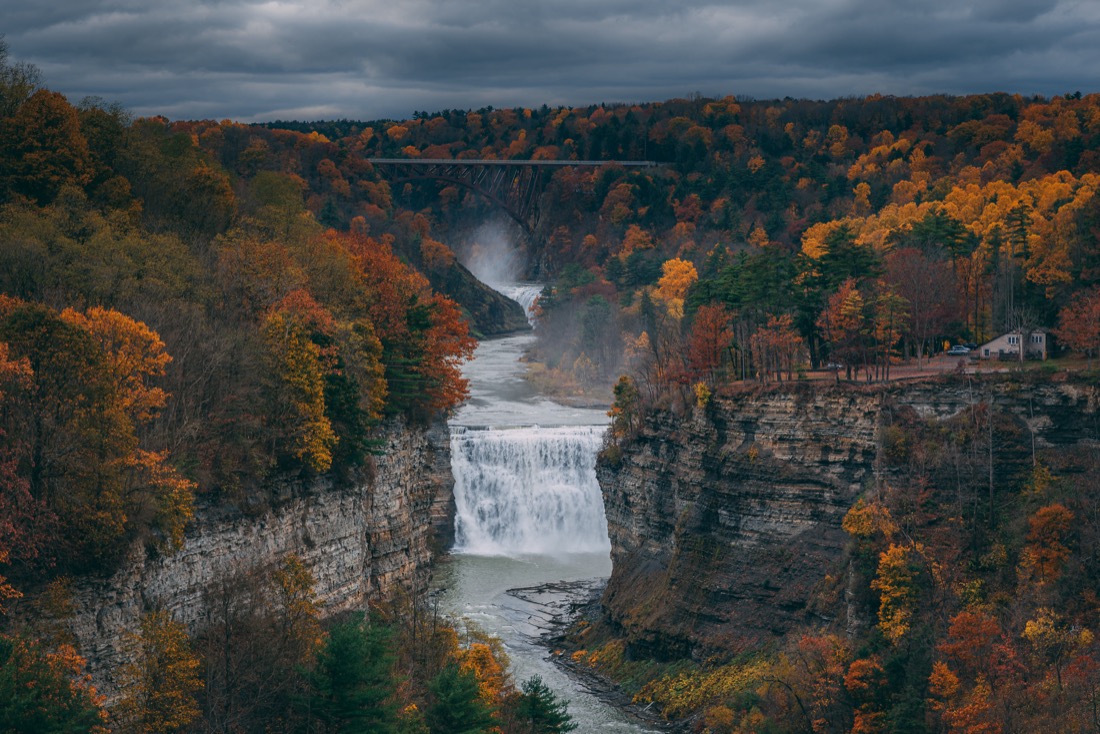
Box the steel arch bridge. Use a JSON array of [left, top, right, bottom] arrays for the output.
[[368, 158, 658, 236]]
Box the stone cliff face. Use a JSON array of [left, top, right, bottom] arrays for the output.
[[66, 418, 453, 702], [426, 259, 530, 337], [598, 378, 1100, 659]]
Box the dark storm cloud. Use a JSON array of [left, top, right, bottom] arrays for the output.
[[4, 0, 1097, 122]]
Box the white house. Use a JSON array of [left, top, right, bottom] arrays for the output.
[[978, 330, 1048, 360]]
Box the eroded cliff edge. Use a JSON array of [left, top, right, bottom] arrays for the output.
[[597, 378, 1100, 659], [65, 418, 453, 702]]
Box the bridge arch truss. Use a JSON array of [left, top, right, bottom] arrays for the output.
[[369, 158, 657, 236]]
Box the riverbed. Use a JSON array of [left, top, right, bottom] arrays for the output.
[[433, 321, 655, 732]]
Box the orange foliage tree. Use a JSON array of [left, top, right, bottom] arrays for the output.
[[1055, 286, 1100, 367], [687, 304, 734, 383], [0, 297, 194, 573], [749, 313, 805, 382]]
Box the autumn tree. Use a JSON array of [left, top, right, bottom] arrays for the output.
[[0, 635, 108, 733], [687, 303, 734, 382], [884, 248, 956, 364], [817, 279, 867, 379], [1055, 286, 1100, 367], [115, 611, 203, 734], [870, 543, 927, 643], [749, 313, 804, 382], [0, 89, 92, 204], [272, 554, 324, 666], [869, 283, 908, 381], [654, 257, 698, 318], [0, 340, 35, 591], [260, 291, 340, 472], [0, 298, 193, 573], [608, 375, 641, 439], [194, 558, 328, 731], [1019, 503, 1075, 584]]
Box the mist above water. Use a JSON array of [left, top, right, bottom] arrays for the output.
[[460, 222, 528, 288]]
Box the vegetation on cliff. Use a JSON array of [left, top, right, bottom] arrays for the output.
[[0, 43, 496, 730], [577, 377, 1100, 733]]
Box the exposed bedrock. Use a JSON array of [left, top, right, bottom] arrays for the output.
[[598, 378, 1099, 659], [64, 418, 453, 702]]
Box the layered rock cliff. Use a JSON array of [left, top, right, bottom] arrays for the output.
[[65, 418, 453, 702], [598, 377, 1100, 659]]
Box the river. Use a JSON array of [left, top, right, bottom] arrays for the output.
[[432, 285, 653, 732]]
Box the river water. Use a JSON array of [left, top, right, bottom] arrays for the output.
[[433, 285, 653, 732]]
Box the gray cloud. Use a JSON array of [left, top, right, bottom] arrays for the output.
[[5, 0, 1098, 122]]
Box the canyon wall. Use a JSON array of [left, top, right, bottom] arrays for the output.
[[598, 377, 1100, 659], [64, 418, 453, 702]]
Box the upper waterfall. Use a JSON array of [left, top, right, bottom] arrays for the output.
[[490, 282, 543, 325]]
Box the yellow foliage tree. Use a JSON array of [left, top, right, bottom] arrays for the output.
[[273, 554, 324, 665], [261, 305, 338, 473], [870, 543, 925, 643], [654, 258, 698, 318], [115, 611, 203, 734]]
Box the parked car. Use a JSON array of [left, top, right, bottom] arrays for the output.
[[946, 344, 971, 355]]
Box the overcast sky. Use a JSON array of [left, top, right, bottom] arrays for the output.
[[4, 0, 1098, 123]]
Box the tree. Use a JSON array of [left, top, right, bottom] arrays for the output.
[[425, 664, 496, 734], [608, 375, 640, 438], [1054, 286, 1100, 367], [870, 543, 925, 643], [304, 613, 398, 733], [273, 554, 324, 666], [0, 634, 108, 733], [0, 89, 92, 204], [1005, 306, 1041, 362], [0, 298, 193, 572], [1019, 504, 1075, 584], [687, 303, 734, 382], [869, 284, 909, 381], [261, 293, 339, 472], [115, 611, 203, 734], [0, 37, 42, 117], [749, 313, 804, 382], [654, 257, 698, 318], [59, 306, 172, 424], [817, 279, 866, 379], [514, 676, 577, 734], [884, 248, 955, 364]]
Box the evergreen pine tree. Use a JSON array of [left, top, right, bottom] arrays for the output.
[[515, 676, 577, 734], [305, 613, 398, 734], [425, 664, 495, 734]]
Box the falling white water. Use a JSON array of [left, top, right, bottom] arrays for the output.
[[437, 283, 650, 732], [491, 282, 543, 325], [448, 281, 611, 557], [451, 425, 610, 555]]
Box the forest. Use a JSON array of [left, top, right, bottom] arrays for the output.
[[4, 29, 1100, 733], [0, 43, 578, 734]]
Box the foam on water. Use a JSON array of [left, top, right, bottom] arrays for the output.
[[451, 425, 610, 555]]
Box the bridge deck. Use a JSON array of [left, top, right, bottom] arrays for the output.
[[368, 158, 659, 167]]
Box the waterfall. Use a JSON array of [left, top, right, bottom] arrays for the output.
[[492, 283, 543, 325], [451, 425, 610, 556]]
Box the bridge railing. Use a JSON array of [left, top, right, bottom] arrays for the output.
[[368, 158, 660, 167]]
